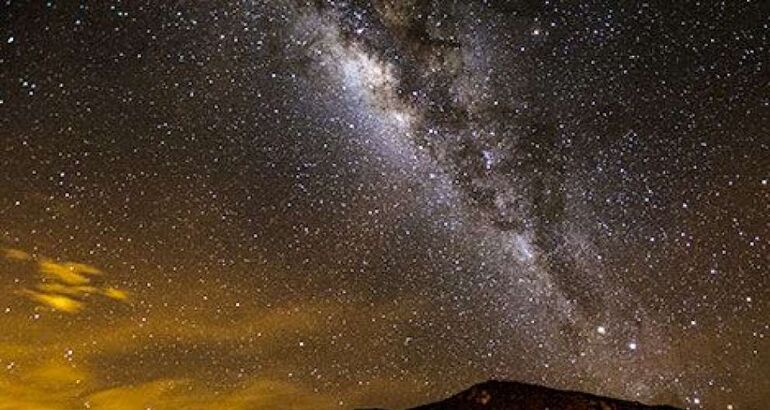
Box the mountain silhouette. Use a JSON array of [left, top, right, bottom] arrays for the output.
[[401, 380, 682, 410]]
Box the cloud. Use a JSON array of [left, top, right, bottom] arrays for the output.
[[2, 249, 129, 314], [86, 378, 340, 410], [0, 360, 340, 410], [0, 245, 439, 408], [38, 260, 102, 285], [0, 362, 87, 410], [3, 248, 31, 261], [17, 290, 85, 314]]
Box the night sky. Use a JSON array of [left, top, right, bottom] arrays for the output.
[[1, 1, 768, 409]]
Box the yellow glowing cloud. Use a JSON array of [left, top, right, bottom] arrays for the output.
[[102, 287, 129, 301], [0, 294, 432, 409], [37, 283, 99, 296], [1, 363, 340, 410], [85, 379, 188, 410], [38, 260, 92, 286], [85, 378, 341, 410], [20, 290, 85, 314], [4, 249, 129, 314], [3, 248, 32, 261], [0, 362, 87, 409], [64, 262, 103, 276]]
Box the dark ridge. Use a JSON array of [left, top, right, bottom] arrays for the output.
[[402, 380, 682, 410]]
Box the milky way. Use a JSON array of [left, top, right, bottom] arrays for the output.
[[0, 1, 768, 409]]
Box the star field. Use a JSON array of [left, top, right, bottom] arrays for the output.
[[0, 1, 768, 409]]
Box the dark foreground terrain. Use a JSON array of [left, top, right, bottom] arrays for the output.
[[397, 380, 682, 410]]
